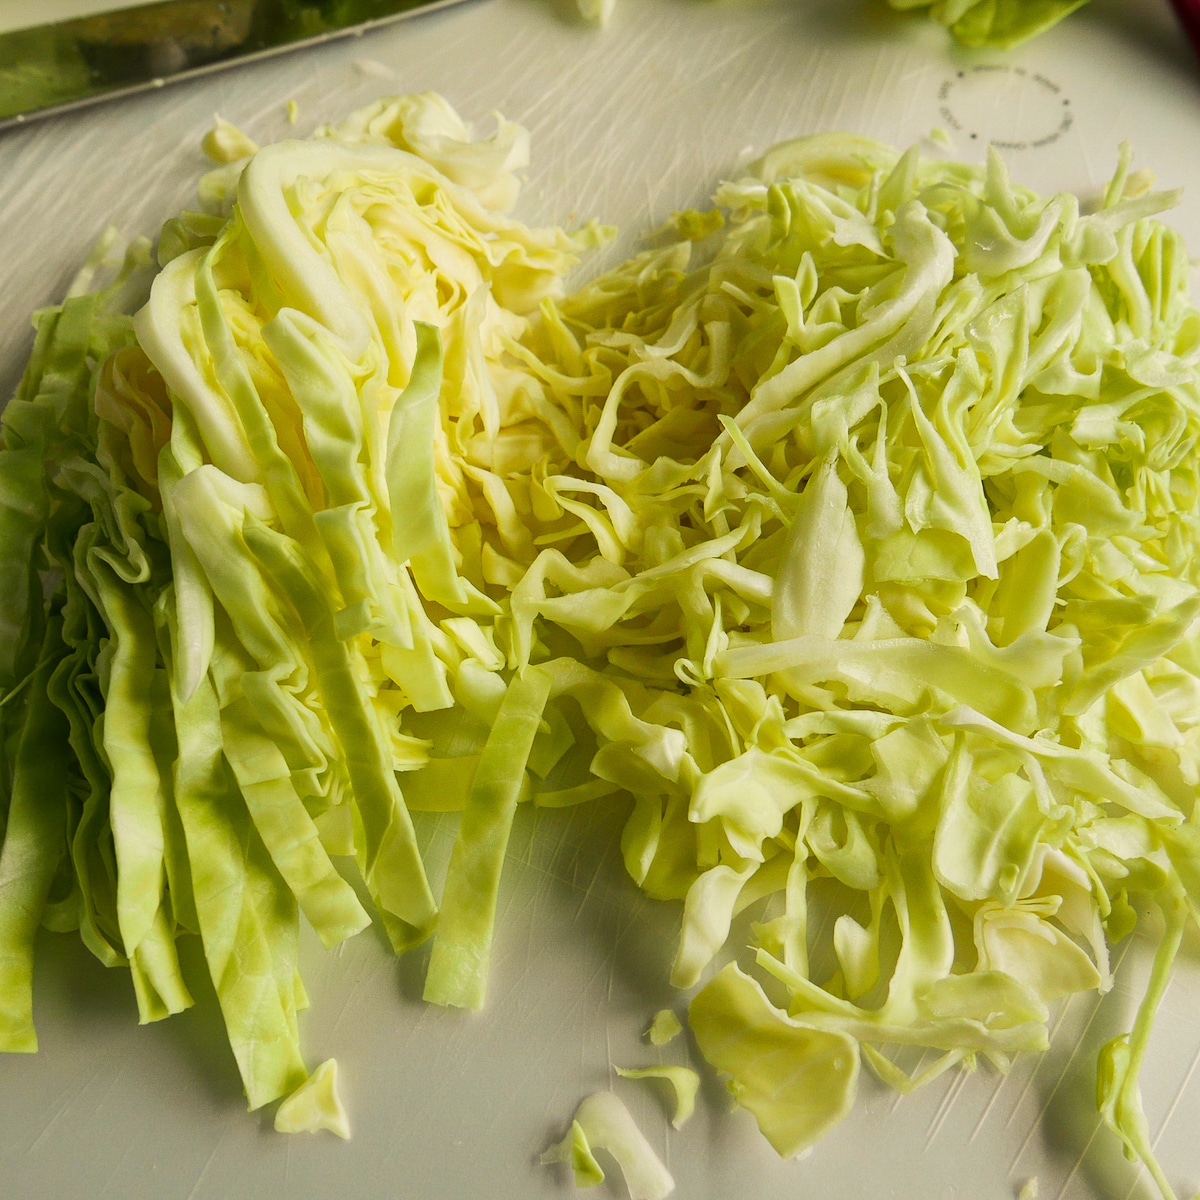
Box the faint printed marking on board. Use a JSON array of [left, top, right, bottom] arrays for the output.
[[937, 64, 1073, 151]]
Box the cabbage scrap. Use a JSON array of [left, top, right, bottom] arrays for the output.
[[274, 1057, 351, 1138], [646, 1008, 683, 1045], [1, 92, 1199, 1199], [542, 1091, 675, 1199], [614, 1064, 700, 1128]]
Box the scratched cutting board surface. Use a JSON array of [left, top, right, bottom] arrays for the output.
[[2, 1, 1200, 1197]]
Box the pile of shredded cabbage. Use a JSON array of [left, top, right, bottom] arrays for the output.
[[2, 93, 1199, 1197]]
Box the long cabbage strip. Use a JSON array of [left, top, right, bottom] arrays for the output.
[[1, 93, 1199, 1197]]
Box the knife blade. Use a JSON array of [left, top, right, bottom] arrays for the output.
[[0, 0, 475, 131]]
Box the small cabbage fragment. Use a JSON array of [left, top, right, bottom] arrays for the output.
[[274, 1059, 350, 1138], [541, 1119, 605, 1187], [646, 1009, 683, 1046], [201, 116, 260, 164], [543, 1092, 674, 1200]]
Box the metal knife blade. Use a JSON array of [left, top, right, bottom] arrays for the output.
[[0, 0, 475, 131]]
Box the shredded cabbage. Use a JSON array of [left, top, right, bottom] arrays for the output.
[[2, 92, 1199, 1199]]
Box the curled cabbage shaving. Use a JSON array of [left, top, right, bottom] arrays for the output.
[[542, 1091, 675, 1200]]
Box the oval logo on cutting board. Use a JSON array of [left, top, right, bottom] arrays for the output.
[[937, 65, 1073, 150]]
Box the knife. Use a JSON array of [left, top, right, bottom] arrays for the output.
[[0, 0, 475, 131]]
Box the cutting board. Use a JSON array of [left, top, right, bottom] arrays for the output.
[[1, 2, 1199, 1197]]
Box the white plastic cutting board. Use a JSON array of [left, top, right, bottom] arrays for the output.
[[2, 2, 1200, 1198]]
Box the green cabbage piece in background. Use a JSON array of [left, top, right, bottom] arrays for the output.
[[886, 0, 1090, 48], [573, 0, 1090, 48]]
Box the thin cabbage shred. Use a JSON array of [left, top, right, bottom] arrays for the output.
[[614, 1064, 700, 1128], [1, 93, 1199, 1197]]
